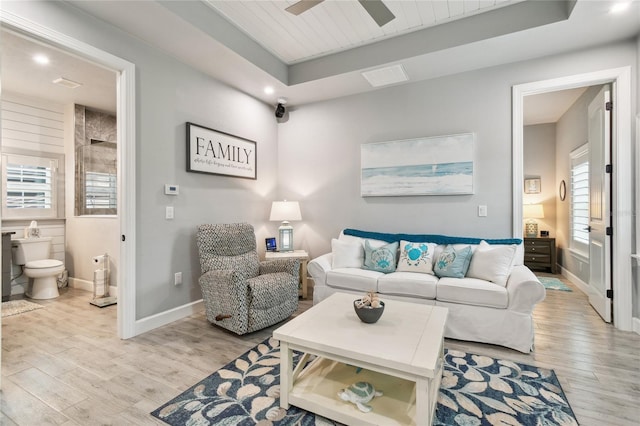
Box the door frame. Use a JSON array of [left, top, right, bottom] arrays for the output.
[[0, 10, 137, 338], [512, 67, 633, 332]]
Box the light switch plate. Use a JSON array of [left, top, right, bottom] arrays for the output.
[[478, 205, 488, 217], [166, 206, 174, 219]]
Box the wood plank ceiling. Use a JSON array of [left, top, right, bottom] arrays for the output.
[[205, 0, 521, 64]]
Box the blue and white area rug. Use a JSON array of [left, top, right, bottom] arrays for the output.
[[151, 338, 577, 425], [538, 277, 573, 292]]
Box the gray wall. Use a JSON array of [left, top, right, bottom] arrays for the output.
[[279, 41, 638, 259], [554, 86, 602, 284], [523, 124, 556, 238], [4, 1, 279, 319], [6, 2, 638, 326]]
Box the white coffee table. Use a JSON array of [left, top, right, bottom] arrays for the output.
[[273, 292, 448, 425]]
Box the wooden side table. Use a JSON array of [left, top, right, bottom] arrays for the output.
[[524, 238, 556, 274], [265, 250, 309, 299]]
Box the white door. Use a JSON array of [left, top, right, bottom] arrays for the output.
[[587, 85, 612, 322]]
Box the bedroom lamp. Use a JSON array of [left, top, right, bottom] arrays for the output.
[[523, 204, 544, 238], [269, 200, 301, 252]]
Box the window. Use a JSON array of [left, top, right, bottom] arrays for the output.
[[85, 171, 117, 210], [570, 144, 589, 255], [1, 153, 60, 219]]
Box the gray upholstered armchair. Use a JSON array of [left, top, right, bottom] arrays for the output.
[[196, 223, 300, 335]]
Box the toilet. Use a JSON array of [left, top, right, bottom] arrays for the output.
[[11, 237, 65, 299]]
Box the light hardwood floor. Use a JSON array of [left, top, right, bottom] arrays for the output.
[[1, 276, 639, 425]]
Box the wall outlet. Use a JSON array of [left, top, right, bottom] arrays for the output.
[[174, 272, 182, 286], [166, 206, 174, 220]]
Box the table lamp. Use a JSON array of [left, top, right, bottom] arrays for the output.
[[269, 200, 301, 252], [523, 204, 544, 238]]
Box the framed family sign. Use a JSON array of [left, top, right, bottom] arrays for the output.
[[186, 122, 257, 179]]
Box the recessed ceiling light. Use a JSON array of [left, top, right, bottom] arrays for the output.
[[264, 86, 274, 95], [33, 54, 50, 65], [610, 2, 630, 13]]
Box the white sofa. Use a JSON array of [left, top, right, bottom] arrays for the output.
[[308, 229, 546, 353]]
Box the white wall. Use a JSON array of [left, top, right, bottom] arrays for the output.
[[1, 93, 65, 154], [1, 93, 119, 295], [523, 123, 556, 237], [1, 93, 66, 294], [2, 1, 280, 319], [634, 34, 640, 322], [63, 104, 120, 292], [279, 41, 637, 259]]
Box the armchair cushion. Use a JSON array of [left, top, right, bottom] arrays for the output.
[[249, 272, 299, 309]]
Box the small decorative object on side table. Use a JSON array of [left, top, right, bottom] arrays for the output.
[[265, 249, 309, 299], [524, 237, 556, 274]]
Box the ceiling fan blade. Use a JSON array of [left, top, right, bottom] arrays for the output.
[[285, 0, 325, 16], [358, 0, 395, 27]]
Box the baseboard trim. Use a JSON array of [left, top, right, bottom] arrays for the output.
[[68, 277, 92, 292], [558, 266, 589, 295], [633, 317, 640, 335], [134, 299, 204, 336], [68, 277, 117, 297]]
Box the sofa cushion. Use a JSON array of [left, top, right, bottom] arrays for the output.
[[434, 245, 473, 278], [377, 271, 437, 299], [331, 238, 364, 269], [466, 241, 517, 286], [363, 241, 398, 273], [326, 268, 382, 292], [397, 241, 437, 274], [437, 277, 508, 309]]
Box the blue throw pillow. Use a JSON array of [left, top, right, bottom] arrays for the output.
[[363, 241, 398, 273], [434, 245, 473, 278]]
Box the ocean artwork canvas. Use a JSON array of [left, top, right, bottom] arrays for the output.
[[361, 133, 474, 196]]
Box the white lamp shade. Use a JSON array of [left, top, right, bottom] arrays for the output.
[[270, 201, 302, 221], [523, 204, 544, 219]]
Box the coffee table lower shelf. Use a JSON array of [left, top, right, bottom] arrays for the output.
[[285, 356, 442, 426]]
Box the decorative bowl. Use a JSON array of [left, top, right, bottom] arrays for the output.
[[353, 300, 385, 324]]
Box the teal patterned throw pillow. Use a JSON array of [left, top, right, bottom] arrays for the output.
[[363, 241, 398, 273], [434, 245, 473, 278], [397, 240, 437, 274]]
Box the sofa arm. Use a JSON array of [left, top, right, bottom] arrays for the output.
[[259, 259, 300, 277], [506, 265, 546, 314], [308, 253, 333, 286]]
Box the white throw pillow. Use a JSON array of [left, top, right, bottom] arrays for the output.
[[396, 241, 437, 274], [466, 241, 517, 286], [331, 238, 364, 269]]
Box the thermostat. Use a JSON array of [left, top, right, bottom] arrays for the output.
[[165, 184, 179, 195]]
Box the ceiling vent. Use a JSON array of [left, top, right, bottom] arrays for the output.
[[52, 77, 82, 89], [362, 64, 408, 88]]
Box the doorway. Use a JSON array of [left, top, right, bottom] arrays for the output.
[[512, 68, 633, 332], [0, 14, 137, 339]]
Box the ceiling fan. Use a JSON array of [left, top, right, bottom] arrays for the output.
[[285, 0, 395, 27]]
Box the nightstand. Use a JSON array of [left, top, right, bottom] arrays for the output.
[[524, 238, 556, 274], [265, 250, 309, 299]]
